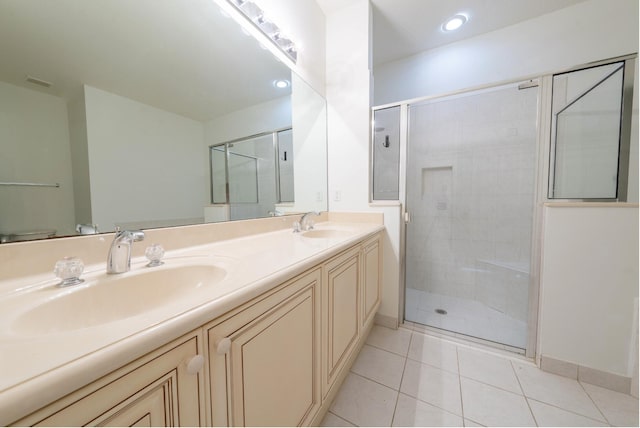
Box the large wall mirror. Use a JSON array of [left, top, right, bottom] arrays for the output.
[[0, 0, 327, 243]]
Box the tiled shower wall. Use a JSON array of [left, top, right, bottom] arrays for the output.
[[406, 86, 537, 323]]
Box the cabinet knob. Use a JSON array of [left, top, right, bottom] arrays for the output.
[[215, 337, 231, 355], [186, 354, 205, 374]]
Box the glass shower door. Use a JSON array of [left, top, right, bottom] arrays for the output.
[[404, 84, 538, 349]]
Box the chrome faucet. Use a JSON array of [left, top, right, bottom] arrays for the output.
[[107, 229, 145, 274], [297, 211, 320, 232]]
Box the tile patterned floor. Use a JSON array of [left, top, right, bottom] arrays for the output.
[[321, 325, 639, 427]]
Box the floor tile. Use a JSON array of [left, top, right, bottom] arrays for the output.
[[460, 377, 535, 427], [457, 346, 522, 394], [351, 344, 406, 390], [366, 325, 412, 356], [513, 361, 606, 422], [392, 393, 463, 427], [528, 399, 605, 427], [400, 359, 462, 415], [408, 331, 459, 374], [320, 411, 356, 427], [582, 382, 639, 427], [463, 418, 485, 426], [330, 373, 398, 427]]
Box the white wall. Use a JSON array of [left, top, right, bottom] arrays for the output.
[[68, 90, 92, 226], [204, 96, 291, 146], [84, 85, 208, 231], [374, 0, 639, 105], [325, 0, 401, 324], [540, 205, 639, 377], [0, 81, 76, 237], [290, 73, 328, 214]]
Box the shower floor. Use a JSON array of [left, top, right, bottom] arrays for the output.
[[405, 287, 527, 349]]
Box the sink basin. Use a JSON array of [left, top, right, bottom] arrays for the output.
[[11, 264, 226, 335], [301, 229, 352, 239]]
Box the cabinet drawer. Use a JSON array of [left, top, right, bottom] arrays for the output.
[[17, 334, 205, 427]]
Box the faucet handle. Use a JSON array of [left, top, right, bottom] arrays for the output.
[[145, 244, 165, 267], [54, 256, 85, 287]]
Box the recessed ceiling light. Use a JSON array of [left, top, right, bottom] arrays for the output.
[[274, 79, 290, 89], [442, 14, 467, 32]]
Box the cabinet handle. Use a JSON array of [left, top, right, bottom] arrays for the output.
[[215, 337, 232, 355], [186, 354, 205, 374]]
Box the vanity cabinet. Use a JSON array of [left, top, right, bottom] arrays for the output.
[[15, 332, 206, 427], [207, 267, 322, 427], [11, 231, 382, 427], [361, 235, 381, 329], [322, 245, 361, 398]]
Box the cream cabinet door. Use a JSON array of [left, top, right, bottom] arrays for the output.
[[208, 268, 321, 427], [321, 246, 361, 398], [18, 333, 205, 427], [361, 235, 381, 328]]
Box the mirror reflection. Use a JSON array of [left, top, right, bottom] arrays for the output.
[[0, 0, 327, 243]]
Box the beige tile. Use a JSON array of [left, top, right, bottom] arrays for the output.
[[392, 393, 463, 427], [582, 382, 639, 427], [400, 359, 462, 415], [513, 362, 606, 422], [366, 325, 412, 356], [457, 347, 521, 394], [528, 399, 605, 427], [540, 355, 578, 380], [320, 411, 356, 427], [329, 373, 398, 427], [351, 344, 406, 390], [579, 366, 632, 394], [460, 377, 535, 427], [408, 332, 459, 374], [464, 418, 485, 427]]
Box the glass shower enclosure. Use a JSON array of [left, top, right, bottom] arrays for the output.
[[403, 84, 539, 349], [209, 128, 293, 221]]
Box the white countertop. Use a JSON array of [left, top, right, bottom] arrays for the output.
[[0, 220, 383, 425]]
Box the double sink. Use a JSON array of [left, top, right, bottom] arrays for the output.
[[2, 226, 354, 336]]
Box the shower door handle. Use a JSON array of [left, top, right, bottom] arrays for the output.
[[404, 211, 411, 224]]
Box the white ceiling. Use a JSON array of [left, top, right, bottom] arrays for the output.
[[317, 0, 587, 66], [1, 0, 590, 119], [0, 0, 291, 121]]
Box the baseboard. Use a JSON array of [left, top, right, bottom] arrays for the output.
[[541, 355, 632, 394], [374, 313, 398, 329]]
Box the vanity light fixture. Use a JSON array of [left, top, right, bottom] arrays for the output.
[[441, 14, 468, 32], [226, 0, 298, 63]]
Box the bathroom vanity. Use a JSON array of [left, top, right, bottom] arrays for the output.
[[0, 213, 383, 426]]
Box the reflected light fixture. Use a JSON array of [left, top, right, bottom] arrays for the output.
[[274, 79, 290, 89], [442, 14, 468, 32], [227, 0, 298, 63]]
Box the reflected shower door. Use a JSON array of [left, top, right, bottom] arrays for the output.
[[405, 84, 538, 349]]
